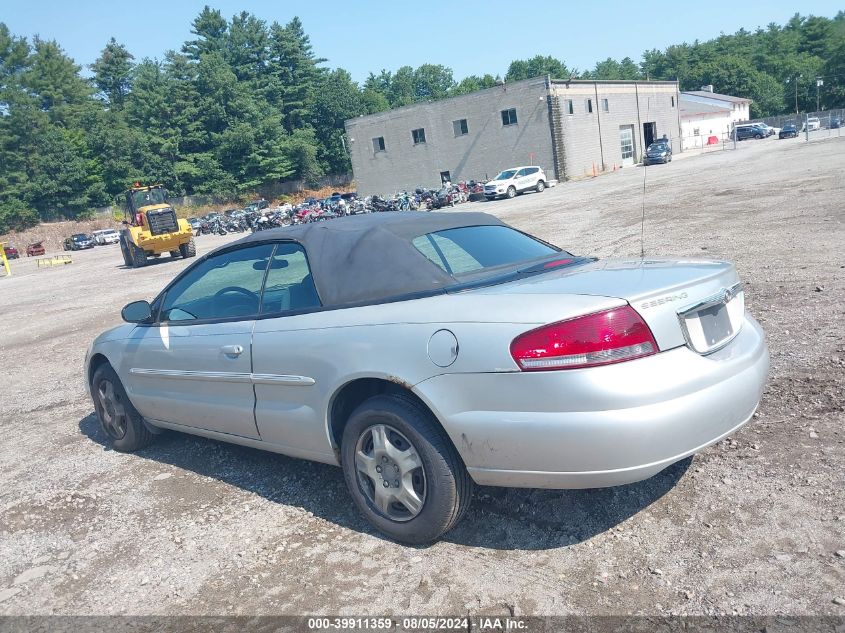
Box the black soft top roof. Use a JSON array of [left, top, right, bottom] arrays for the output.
[[223, 211, 508, 306]]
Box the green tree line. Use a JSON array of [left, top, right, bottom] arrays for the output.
[[1, 9, 842, 232]]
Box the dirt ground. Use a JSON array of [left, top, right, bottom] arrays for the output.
[[1, 135, 843, 618]]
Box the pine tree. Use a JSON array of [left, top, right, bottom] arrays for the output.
[[91, 38, 134, 109]]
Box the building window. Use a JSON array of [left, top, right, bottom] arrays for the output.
[[501, 108, 518, 126], [372, 137, 385, 153], [671, 96, 675, 108], [602, 98, 609, 112], [453, 119, 468, 136], [565, 99, 574, 115], [412, 128, 426, 145], [586, 98, 593, 114]]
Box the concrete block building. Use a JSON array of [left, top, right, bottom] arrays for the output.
[[345, 77, 682, 195]]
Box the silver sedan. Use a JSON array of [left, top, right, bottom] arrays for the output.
[[85, 212, 769, 543]]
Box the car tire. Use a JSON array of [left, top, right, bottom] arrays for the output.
[[536, 180, 545, 192], [341, 394, 473, 544], [91, 364, 156, 453], [179, 238, 196, 259], [506, 186, 516, 199]]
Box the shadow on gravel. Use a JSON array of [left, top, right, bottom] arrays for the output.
[[447, 458, 691, 550], [79, 412, 691, 550], [116, 255, 185, 270]]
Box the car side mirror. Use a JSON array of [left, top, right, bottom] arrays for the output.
[[121, 300, 153, 323]]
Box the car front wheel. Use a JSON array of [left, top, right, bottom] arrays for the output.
[[91, 364, 155, 452], [506, 186, 516, 199], [341, 394, 473, 544]]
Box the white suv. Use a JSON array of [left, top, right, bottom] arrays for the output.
[[92, 228, 120, 245], [484, 166, 547, 200], [804, 117, 821, 132]]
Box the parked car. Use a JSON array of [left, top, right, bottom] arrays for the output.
[[803, 117, 821, 132], [643, 141, 673, 165], [244, 199, 269, 213], [187, 218, 202, 235], [64, 233, 94, 251], [26, 242, 46, 257], [86, 212, 769, 543], [779, 124, 799, 139], [92, 228, 120, 245], [731, 126, 764, 141], [752, 123, 776, 137], [830, 117, 842, 129], [3, 244, 20, 259], [484, 166, 546, 200]]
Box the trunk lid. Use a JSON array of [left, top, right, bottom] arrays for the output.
[[472, 257, 743, 352]]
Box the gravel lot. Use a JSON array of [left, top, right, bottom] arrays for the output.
[[1, 135, 843, 617]]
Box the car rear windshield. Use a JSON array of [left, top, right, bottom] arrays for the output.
[[412, 225, 559, 276]]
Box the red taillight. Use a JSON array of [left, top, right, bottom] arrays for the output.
[[510, 306, 658, 371]]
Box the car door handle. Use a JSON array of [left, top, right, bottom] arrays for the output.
[[221, 344, 244, 357]]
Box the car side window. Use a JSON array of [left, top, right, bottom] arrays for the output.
[[259, 243, 320, 314], [526, 167, 538, 175], [515, 168, 528, 177], [160, 244, 275, 322]]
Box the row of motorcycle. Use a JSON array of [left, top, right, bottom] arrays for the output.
[[194, 180, 488, 235]]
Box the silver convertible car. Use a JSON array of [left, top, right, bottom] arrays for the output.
[[86, 212, 769, 543]]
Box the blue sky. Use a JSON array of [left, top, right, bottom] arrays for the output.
[[3, 1, 842, 82]]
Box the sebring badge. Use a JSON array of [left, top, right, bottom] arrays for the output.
[[640, 292, 688, 310]]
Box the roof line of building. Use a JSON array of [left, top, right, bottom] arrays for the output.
[[346, 77, 548, 123], [346, 76, 681, 126], [550, 78, 679, 85], [681, 90, 752, 103]]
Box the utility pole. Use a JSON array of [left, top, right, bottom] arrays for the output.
[[816, 77, 823, 113]]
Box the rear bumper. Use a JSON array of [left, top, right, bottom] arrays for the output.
[[414, 315, 769, 489]]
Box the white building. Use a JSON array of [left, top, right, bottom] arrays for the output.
[[679, 99, 733, 148], [679, 87, 753, 149], [681, 87, 751, 124]]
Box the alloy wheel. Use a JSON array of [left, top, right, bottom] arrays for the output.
[[354, 424, 426, 522], [96, 379, 128, 440]]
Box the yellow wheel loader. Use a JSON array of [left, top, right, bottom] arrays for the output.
[[119, 184, 196, 268]]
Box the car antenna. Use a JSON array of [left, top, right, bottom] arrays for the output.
[[639, 96, 652, 260], [640, 158, 647, 259]]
